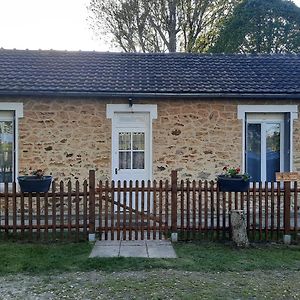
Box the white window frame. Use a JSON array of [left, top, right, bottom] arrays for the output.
[[0, 102, 23, 182], [238, 105, 298, 178]]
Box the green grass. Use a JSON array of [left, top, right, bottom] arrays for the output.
[[0, 240, 300, 275]]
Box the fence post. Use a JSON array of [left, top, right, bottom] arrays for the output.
[[283, 181, 291, 244], [171, 170, 178, 242], [89, 170, 96, 242]]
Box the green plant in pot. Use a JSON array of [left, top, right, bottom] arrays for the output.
[[18, 169, 52, 193], [217, 166, 250, 192]]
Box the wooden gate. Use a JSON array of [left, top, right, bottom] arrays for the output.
[[93, 177, 171, 240]]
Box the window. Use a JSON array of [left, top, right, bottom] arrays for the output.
[[0, 103, 23, 184], [238, 105, 298, 182], [0, 112, 14, 182]]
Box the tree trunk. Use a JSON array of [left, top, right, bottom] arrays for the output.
[[230, 210, 249, 248], [168, 0, 177, 52]]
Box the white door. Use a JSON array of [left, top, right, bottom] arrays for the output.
[[112, 112, 150, 184]]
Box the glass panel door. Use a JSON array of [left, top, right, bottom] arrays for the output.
[[246, 115, 284, 182], [266, 123, 281, 182], [246, 123, 261, 182], [0, 119, 14, 182]]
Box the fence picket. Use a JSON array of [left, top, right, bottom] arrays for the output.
[[135, 180, 139, 240], [147, 180, 151, 240], [159, 180, 163, 240], [52, 181, 56, 241], [122, 181, 127, 240], [198, 180, 202, 234], [83, 180, 88, 237], [252, 182, 257, 240], [204, 180, 208, 238], [180, 180, 184, 235], [67, 181, 72, 241], [153, 180, 157, 240], [265, 182, 269, 241], [128, 181, 132, 240], [75, 180, 80, 242], [12, 182, 17, 236], [36, 192, 41, 240], [192, 180, 196, 239], [294, 181, 298, 237], [111, 181, 115, 241], [222, 191, 226, 239], [4, 182, 8, 238], [210, 181, 214, 239], [277, 183, 281, 240], [270, 182, 275, 240], [44, 192, 48, 241], [165, 180, 169, 239], [259, 182, 263, 240], [105, 180, 109, 240], [216, 183, 220, 239], [117, 181, 121, 240], [186, 180, 190, 238], [246, 190, 250, 237], [21, 191, 25, 239], [60, 181, 64, 240], [139, 181, 144, 240], [29, 192, 33, 241]]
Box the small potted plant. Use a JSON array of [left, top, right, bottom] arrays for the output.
[[18, 169, 52, 193], [217, 166, 250, 192]]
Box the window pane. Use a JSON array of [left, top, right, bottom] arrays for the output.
[[247, 123, 261, 182], [119, 152, 131, 169], [133, 152, 144, 169], [0, 121, 13, 182], [119, 132, 131, 150], [132, 132, 145, 150], [266, 123, 280, 182]]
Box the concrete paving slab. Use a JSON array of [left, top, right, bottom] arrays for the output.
[[89, 246, 120, 258], [89, 237, 177, 258], [94, 240, 121, 247], [146, 240, 172, 247], [121, 240, 146, 246], [147, 245, 177, 258], [119, 245, 148, 257]]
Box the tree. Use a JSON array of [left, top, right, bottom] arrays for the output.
[[87, 0, 241, 53], [210, 0, 300, 54]]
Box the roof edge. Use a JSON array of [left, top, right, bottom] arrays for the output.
[[0, 90, 299, 100]]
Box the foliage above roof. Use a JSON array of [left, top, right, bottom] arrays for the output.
[[0, 49, 299, 98]]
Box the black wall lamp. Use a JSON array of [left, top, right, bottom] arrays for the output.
[[128, 97, 133, 107]]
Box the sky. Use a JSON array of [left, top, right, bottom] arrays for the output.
[[0, 0, 299, 52]]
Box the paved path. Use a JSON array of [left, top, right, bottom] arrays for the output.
[[89, 239, 177, 258]]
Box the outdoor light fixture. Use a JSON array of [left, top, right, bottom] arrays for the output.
[[128, 97, 133, 107]]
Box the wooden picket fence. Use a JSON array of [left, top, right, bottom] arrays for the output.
[[0, 170, 299, 242]]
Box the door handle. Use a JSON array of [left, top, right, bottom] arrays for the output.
[[115, 168, 118, 175]]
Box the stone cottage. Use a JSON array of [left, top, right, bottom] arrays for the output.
[[0, 49, 299, 183]]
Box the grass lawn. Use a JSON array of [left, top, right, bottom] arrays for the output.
[[0, 240, 300, 274], [1, 241, 300, 299]]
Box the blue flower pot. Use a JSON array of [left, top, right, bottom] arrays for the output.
[[18, 176, 52, 193], [217, 175, 250, 192]]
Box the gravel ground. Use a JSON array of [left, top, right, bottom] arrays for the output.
[[1, 270, 300, 300]]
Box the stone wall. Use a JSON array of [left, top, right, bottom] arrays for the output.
[[10, 97, 300, 182], [153, 100, 242, 181], [18, 98, 111, 182]]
